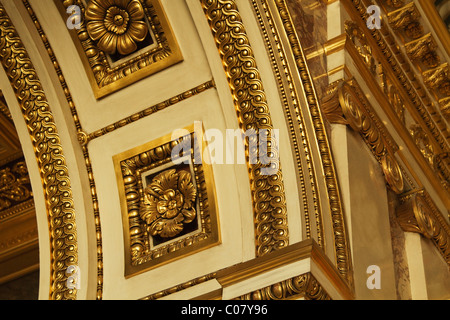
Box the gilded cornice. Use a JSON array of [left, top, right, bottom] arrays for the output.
[[200, 0, 289, 257], [142, 239, 352, 300], [338, 16, 450, 208], [343, 0, 449, 159], [384, 0, 450, 120], [0, 3, 78, 300]]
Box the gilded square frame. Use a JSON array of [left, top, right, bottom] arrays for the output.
[[113, 124, 220, 277], [55, 0, 183, 99]]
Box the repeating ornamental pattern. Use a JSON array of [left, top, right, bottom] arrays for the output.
[[0, 3, 78, 300], [200, 0, 289, 257]]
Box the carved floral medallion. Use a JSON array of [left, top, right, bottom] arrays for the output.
[[140, 169, 197, 238], [85, 0, 149, 56]]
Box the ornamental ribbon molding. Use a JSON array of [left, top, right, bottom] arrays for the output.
[[0, 4, 78, 299], [200, 0, 289, 257]]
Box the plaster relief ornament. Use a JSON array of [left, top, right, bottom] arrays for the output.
[[85, 0, 148, 56], [140, 169, 197, 238]]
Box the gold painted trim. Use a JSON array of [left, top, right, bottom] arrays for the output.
[[83, 80, 216, 144], [0, 3, 78, 300], [343, 0, 449, 164], [236, 272, 331, 300], [142, 272, 218, 300], [55, 0, 183, 99], [251, 0, 323, 249], [397, 189, 450, 265], [200, 0, 289, 257]]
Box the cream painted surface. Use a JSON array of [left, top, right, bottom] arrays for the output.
[[222, 259, 312, 300], [331, 125, 397, 299], [1, 0, 100, 299], [330, 125, 354, 263], [404, 232, 428, 300], [159, 279, 221, 300], [29, 0, 213, 134], [420, 236, 450, 299], [89, 89, 255, 299]]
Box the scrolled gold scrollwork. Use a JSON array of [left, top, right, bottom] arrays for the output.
[[0, 3, 78, 300], [397, 190, 450, 265], [381, 152, 405, 194], [236, 273, 331, 300], [0, 160, 32, 211], [200, 0, 289, 257]]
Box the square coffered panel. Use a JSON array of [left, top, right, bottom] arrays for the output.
[[56, 0, 183, 98], [113, 124, 220, 277]]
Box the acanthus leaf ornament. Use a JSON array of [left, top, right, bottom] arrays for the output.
[[85, 0, 148, 56], [140, 169, 197, 238]]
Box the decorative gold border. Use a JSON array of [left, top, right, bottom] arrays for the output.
[[200, 0, 289, 258], [251, 0, 324, 249], [266, 0, 353, 285], [0, 3, 78, 300], [22, 0, 104, 299], [114, 124, 220, 277], [55, 0, 183, 99]]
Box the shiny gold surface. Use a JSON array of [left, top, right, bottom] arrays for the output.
[[0, 3, 78, 300], [271, 0, 353, 286], [236, 273, 331, 300], [218, 239, 353, 300], [339, 15, 450, 207]]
